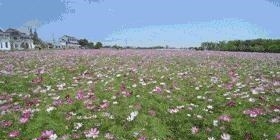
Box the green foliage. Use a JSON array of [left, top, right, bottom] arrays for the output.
[[78, 39, 89, 47], [32, 29, 41, 45], [78, 39, 102, 49], [89, 42, 95, 49], [200, 39, 280, 53], [0, 50, 279, 139], [112, 44, 123, 49], [94, 42, 103, 49]]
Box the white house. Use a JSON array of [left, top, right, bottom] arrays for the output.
[[58, 35, 80, 49], [0, 28, 35, 51]]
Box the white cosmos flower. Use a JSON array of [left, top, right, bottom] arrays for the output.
[[46, 106, 56, 113], [208, 137, 216, 140], [49, 134, 58, 140], [168, 108, 179, 114], [207, 105, 213, 109], [127, 111, 138, 121], [221, 133, 231, 140], [196, 115, 203, 119], [213, 120, 218, 126], [248, 98, 255, 102], [74, 123, 83, 130]]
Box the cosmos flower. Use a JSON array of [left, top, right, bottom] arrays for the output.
[[41, 130, 55, 137], [105, 132, 115, 139], [38, 130, 58, 140], [46, 106, 56, 113], [76, 90, 85, 100], [84, 128, 99, 139], [221, 133, 231, 140], [191, 126, 199, 134], [127, 111, 139, 121], [219, 115, 232, 122], [74, 122, 83, 130], [213, 120, 219, 126], [168, 108, 179, 114], [276, 134, 280, 140], [208, 137, 216, 140], [8, 130, 20, 138], [207, 105, 213, 109], [153, 86, 162, 93], [19, 109, 32, 124], [100, 100, 110, 109], [243, 108, 265, 117], [19, 117, 29, 124], [1, 120, 13, 127]]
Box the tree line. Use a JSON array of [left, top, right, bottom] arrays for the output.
[[197, 39, 280, 53], [78, 39, 103, 49]]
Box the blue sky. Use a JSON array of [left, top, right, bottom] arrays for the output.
[[0, 0, 280, 47]]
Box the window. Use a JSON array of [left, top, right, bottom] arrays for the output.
[[5, 42, 8, 48], [0, 42, 2, 48]]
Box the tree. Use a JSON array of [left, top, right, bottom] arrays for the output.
[[78, 39, 89, 47], [200, 39, 280, 53], [32, 29, 41, 45], [29, 28, 33, 36], [88, 42, 95, 49], [94, 42, 103, 49]]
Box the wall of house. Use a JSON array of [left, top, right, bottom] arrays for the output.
[[0, 40, 11, 51], [0, 39, 35, 51]]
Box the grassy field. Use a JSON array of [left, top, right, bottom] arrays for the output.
[[0, 49, 279, 140]]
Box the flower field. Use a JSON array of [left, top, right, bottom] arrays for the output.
[[0, 49, 279, 140]]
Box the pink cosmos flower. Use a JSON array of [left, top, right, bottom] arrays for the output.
[[19, 117, 29, 124], [66, 98, 74, 104], [153, 86, 162, 93], [191, 126, 199, 134], [19, 109, 32, 124], [243, 108, 265, 117], [121, 91, 132, 97], [138, 136, 147, 140], [38, 130, 57, 140], [84, 128, 99, 139], [219, 115, 232, 122], [225, 83, 234, 90], [53, 99, 63, 106], [100, 101, 110, 109], [36, 68, 45, 75], [41, 130, 54, 137], [1, 120, 12, 127], [226, 101, 236, 107], [0, 104, 12, 111], [120, 83, 126, 91], [76, 90, 85, 100], [5, 64, 14, 72], [276, 133, 280, 140], [8, 130, 20, 138]]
